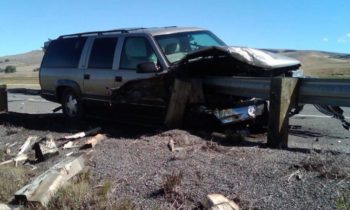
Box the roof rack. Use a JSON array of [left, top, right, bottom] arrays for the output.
[[58, 27, 146, 39], [58, 26, 178, 39]]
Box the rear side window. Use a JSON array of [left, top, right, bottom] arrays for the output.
[[88, 37, 118, 69], [42, 37, 86, 68]]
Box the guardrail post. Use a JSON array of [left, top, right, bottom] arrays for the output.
[[0, 84, 8, 113], [165, 79, 192, 128], [267, 78, 299, 148], [165, 79, 205, 128]]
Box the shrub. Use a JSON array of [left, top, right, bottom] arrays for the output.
[[0, 68, 4, 73], [4, 65, 16, 73], [4, 59, 9, 62]]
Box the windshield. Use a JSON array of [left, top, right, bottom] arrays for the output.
[[155, 31, 226, 64]]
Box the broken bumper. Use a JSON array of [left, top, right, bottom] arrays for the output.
[[195, 101, 266, 125]]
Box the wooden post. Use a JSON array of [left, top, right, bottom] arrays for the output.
[[267, 78, 299, 148], [165, 79, 192, 128], [0, 84, 7, 112]]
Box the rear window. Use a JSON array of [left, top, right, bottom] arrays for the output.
[[88, 37, 118, 69], [41, 37, 87, 68]]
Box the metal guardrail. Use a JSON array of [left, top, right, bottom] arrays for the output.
[[202, 77, 350, 107]]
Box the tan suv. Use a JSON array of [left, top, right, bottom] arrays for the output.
[[40, 26, 303, 126]]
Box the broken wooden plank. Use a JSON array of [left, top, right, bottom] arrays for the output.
[[203, 194, 240, 210], [0, 154, 28, 166], [64, 127, 101, 140], [81, 134, 106, 149], [32, 135, 58, 162], [62, 141, 80, 149], [14, 153, 89, 207], [17, 136, 37, 156], [267, 78, 299, 148], [165, 79, 192, 128]]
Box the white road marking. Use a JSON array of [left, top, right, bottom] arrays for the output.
[[295, 114, 350, 119]]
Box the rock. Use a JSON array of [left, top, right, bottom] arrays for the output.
[[203, 194, 240, 210], [168, 139, 175, 151]]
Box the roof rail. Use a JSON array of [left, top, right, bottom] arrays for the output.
[[58, 26, 178, 39], [58, 27, 145, 39]]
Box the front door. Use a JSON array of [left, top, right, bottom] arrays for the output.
[[116, 36, 160, 88], [83, 37, 118, 100]]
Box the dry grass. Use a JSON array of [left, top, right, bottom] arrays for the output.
[[4, 124, 22, 136], [298, 155, 348, 179], [162, 172, 187, 208], [0, 165, 33, 202], [336, 193, 350, 210], [0, 76, 39, 85], [24, 170, 136, 210]]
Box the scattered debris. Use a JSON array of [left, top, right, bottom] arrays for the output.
[[64, 127, 101, 140], [288, 169, 302, 182], [17, 136, 37, 156], [0, 154, 28, 167], [203, 194, 240, 210], [65, 152, 74, 157], [63, 141, 79, 149], [14, 152, 89, 207], [32, 135, 59, 162], [81, 134, 107, 149]]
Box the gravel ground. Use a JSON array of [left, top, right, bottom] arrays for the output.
[[0, 112, 349, 209]]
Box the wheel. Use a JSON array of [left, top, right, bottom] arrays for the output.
[[62, 89, 83, 119]]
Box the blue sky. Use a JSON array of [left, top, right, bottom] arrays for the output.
[[0, 0, 349, 56]]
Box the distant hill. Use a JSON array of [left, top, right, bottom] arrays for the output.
[[0, 50, 43, 76], [0, 48, 349, 84], [264, 49, 350, 76]]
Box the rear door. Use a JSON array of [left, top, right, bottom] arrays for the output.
[[83, 36, 118, 100]]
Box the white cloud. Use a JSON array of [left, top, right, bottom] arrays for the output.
[[337, 33, 350, 44], [322, 37, 329, 42]]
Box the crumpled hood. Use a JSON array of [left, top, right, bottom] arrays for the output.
[[225, 46, 301, 69]]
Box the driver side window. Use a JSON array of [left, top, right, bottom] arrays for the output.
[[120, 37, 157, 70]]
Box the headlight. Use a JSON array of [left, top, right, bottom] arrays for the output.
[[248, 106, 256, 117]]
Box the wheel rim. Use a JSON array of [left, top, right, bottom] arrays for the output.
[[65, 94, 78, 117]]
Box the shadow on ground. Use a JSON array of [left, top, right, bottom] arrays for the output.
[[1, 111, 343, 154]]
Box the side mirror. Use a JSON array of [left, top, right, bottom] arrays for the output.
[[136, 62, 160, 73]]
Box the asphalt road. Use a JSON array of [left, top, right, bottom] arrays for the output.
[[5, 93, 350, 153]]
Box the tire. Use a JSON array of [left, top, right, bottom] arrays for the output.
[[62, 89, 83, 120]]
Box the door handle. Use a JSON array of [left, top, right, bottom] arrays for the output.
[[84, 74, 90, 80], [115, 76, 123, 82]]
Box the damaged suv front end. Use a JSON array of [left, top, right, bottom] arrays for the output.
[[165, 45, 303, 126], [112, 28, 304, 127]]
